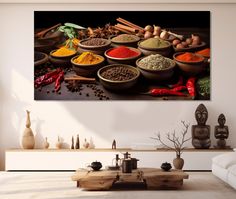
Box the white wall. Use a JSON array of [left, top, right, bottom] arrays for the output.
[[0, 3, 236, 170]]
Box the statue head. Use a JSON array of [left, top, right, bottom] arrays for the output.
[[195, 104, 208, 125], [218, 114, 226, 127]]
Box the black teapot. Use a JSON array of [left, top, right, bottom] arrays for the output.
[[161, 162, 172, 171], [89, 161, 102, 171]]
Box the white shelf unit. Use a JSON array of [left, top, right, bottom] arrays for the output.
[[5, 149, 233, 171]]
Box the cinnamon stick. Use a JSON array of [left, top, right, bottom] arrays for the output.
[[113, 26, 133, 34], [117, 17, 145, 33], [64, 76, 96, 83], [115, 23, 137, 33]]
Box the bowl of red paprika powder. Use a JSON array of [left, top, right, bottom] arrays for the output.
[[173, 52, 206, 76], [104, 46, 142, 65]]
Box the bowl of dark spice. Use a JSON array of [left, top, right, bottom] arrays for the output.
[[111, 34, 140, 47], [97, 64, 140, 91], [34, 51, 48, 67], [104, 46, 141, 65], [136, 54, 176, 81], [138, 38, 172, 57], [71, 52, 105, 77], [173, 52, 206, 76], [35, 39, 56, 54], [78, 38, 111, 55]]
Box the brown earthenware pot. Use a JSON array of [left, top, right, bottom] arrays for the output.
[[173, 155, 184, 170]]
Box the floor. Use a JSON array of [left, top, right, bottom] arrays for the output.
[[0, 172, 235, 199]]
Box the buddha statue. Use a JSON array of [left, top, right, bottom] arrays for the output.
[[192, 104, 211, 149], [214, 114, 229, 148]]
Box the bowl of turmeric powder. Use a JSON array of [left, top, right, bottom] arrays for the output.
[[173, 52, 207, 76], [71, 52, 105, 77], [49, 47, 77, 67]]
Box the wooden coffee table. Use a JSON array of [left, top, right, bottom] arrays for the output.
[[72, 168, 189, 190]]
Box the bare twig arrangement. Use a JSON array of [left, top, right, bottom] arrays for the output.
[[151, 121, 191, 157]]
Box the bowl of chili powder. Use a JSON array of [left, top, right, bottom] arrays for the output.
[[173, 52, 207, 76], [104, 46, 141, 65]]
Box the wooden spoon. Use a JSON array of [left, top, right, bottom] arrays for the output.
[[36, 23, 62, 38]]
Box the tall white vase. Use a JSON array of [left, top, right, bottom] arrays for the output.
[[22, 110, 35, 149]]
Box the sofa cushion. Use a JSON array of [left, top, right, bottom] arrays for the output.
[[228, 164, 236, 176], [228, 165, 236, 190], [212, 164, 228, 182], [212, 152, 236, 169]]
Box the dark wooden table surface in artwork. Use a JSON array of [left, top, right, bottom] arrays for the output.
[[34, 28, 210, 101]]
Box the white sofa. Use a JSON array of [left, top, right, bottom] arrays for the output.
[[212, 151, 236, 189]]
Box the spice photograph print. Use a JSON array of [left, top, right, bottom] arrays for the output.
[[34, 11, 210, 100]]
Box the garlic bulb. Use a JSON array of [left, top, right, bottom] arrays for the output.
[[172, 39, 181, 46], [181, 41, 188, 47], [176, 43, 185, 49], [160, 30, 169, 40], [144, 25, 153, 33], [144, 31, 153, 39], [186, 38, 193, 45], [191, 34, 201, 45], [153, 25, 161, 36]]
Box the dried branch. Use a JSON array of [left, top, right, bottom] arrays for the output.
[[151, 121, 191, 157], [150, 133, 176, 151]]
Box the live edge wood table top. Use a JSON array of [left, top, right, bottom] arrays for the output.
[[71, 168, 189, 191]]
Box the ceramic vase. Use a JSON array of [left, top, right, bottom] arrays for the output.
[[75, 134, 80, 149], [43, 137, 50, 149], [89, 137, 95, 149], [22, 110, 35, 149], [56, 136, 63, 149], [83, 138, 90, 149], [173, 155, 184, 170]]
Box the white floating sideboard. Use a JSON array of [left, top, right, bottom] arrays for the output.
[[5, 148, 233, 171]]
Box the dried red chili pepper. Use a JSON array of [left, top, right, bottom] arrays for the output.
[[168, 76, 183, 88], [171, 86, 187, 92], [54, 71, 64, 92], [149, 88, 187, 97], [41, 74, 59, 86], [34, 68, 61, 88], [186, 77, 196, 98]]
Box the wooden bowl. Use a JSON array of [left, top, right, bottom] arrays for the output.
[[36, 30, 65, 44], [34, 39, 56, 53], [78, 38, 111, 55], [173, 42, 206, 53], [49, 49, 77, 67], [71, 54, 105, 77], [173, 52, 206, 76], [110, 34, 140, 47], [104, 47, 141, 65], [97, 64, 140, 91], [137, 40, 172, 57], [136, 56, 176, 81], [34, 52, 48, 67]]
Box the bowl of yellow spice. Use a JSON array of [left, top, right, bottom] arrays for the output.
[[49, 47, 77, 67], [138, 38, 172, 57], [71, 52, 105, 77]]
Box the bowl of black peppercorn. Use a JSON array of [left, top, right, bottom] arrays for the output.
[[97, 64, 140, 91]]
